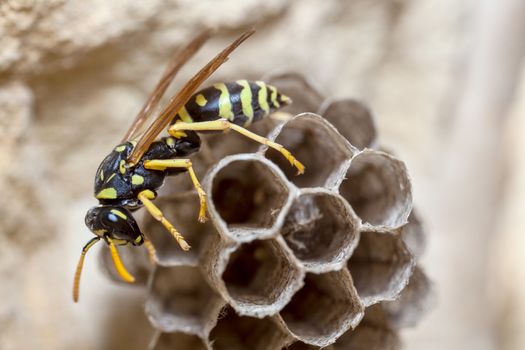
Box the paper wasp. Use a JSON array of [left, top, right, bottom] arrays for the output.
[[73, 29, 305, 302]]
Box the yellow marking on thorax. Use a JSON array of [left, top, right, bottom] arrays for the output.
[[178, 106, 193, 123], [99, 169, 104, 181], [237, 80, 254, 124], [115, 145, 126, 152], [268, 85, 280, 108], [105, 173, 116, 183], [96, 187, 117, 199], [132, 175, 144, 185], [195, 94, 208, 107], [119, 160, 126, 174], [256, 81, 270, 114], [110, 209, 128, 220], [214, 83, 234, 120]]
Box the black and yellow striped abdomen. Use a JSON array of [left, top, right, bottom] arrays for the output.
[[174, 80, 291, 127]]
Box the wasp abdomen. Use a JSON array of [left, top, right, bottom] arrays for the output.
[[175, 80, 291, 127]]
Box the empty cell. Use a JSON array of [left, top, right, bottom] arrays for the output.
[[281, 189, 359, 272], [221, 238, 304, 316], [382, 266, 435, 329], [145, 266, 225, 336], [333, 304, 400, 350], [210, 307, 290, 350], [150, 331, 208, 350], [332, 324, 400, 350], [339, 150, 412, 228], [265, 72, 324, 115], [265, 113, 353, 188], [319, 98, 377, 149], [279, 270, 364, 347], [143, 192, 216, 266], [347, 231, 414, 306], [99, 243, 152, 286], [208, 156, 291, 240]]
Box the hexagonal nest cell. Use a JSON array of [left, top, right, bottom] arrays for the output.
[[331, 304, 401, 350], [339, 150, 412, 229], [209, 307, 290, 350], [208, 157, 290, 239], [281, 189, 360, 272], [319, 98, 377, 150], [150, 331, 209, 350], [146, 266, 224, 336], [265, 113, 354, 188], [144, 193, 217, 266], [347, 231, 414, 306], [221, 238, 303, 316], [278, 270, 364, 347]]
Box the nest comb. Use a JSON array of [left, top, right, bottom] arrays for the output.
[[100, 73, 434, 349]]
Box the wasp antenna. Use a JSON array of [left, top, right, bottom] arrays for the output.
[[73, 237, 101, 303], [107, 238, 136, 283]]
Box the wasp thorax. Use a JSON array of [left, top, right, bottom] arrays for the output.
[[85, 206, 143, 245]]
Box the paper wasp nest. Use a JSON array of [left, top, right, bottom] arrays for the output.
[[101, 73, 433, 349]]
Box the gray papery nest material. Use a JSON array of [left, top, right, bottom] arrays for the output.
[[100, 73, 434, 349]]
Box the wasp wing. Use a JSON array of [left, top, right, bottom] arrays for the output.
[[122, 29, 212, 142], [127, 29, 255, 165]]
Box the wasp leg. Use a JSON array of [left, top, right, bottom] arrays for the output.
[[143, 237, 158, 265], [168, 119, 305, 175], [144, 159, 207, 223], [138, 189, 191, 251]]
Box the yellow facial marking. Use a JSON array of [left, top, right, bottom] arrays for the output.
[[96, 187, 117, 199], [178, 106, 193, 123], [268, 85, 280, 108], [132, 175, 144, 185], [195, 94, 208, 107], [166, 137, 175, 147], [99, 169, 104, 181], [119, 160, 126, 174], [134, 235, 143, 244], [237, 80, 254, 124], [256, 81, 270, 114], [115, 145, 126, 152], [110, 209, 128, 220], [214, 83, 234, 120], [94, 229, 107, 236]]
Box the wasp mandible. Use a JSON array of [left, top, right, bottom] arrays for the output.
[[73, 29, 305, 302]]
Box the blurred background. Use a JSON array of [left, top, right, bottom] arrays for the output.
[[1, 0, 524, 349]]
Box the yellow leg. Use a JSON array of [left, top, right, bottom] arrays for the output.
[[138, 189, 190, 251], [144, 159, 207, 223], [143, 237, 158, 264], [168, 119, 305, 175]]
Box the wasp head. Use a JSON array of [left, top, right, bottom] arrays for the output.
[[85, 205, 144, 246], [74, 205, 142, 302]]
